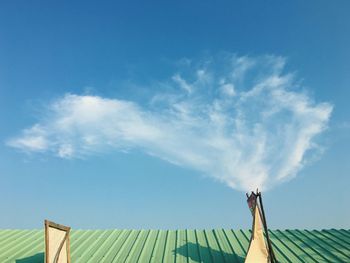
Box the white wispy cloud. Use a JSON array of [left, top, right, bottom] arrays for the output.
[[6, 54, 333, 191], [172, 74, 193, 93]]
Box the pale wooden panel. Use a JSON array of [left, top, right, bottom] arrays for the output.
[[47, 226, 68, 263], [245, 207, 269, 263]]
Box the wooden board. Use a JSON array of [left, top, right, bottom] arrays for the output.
[[45, 220, 70, 263]]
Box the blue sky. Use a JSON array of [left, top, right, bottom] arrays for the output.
[[0, 1, 349, 230]]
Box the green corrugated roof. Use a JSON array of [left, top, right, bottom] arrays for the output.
[[0, 229, 349, 262]]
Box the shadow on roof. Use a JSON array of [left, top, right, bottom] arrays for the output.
[[175, 242, 245, 263], [16, 252, 44, 263]]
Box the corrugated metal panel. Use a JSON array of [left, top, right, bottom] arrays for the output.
[[0, 229, 349, 262]]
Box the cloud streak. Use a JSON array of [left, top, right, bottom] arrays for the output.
[[7, 54, 333, 191]]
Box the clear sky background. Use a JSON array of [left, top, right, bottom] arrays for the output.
[[0, 1, 349, 230]]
